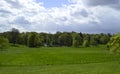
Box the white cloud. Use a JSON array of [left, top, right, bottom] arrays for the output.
[[0, 0, 120, 33]]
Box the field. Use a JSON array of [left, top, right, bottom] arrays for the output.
[[0, 45, 120, 74]]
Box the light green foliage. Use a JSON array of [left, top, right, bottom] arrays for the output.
[[0, 36, 9, 50], [0, 45, 119, 74], [83, 40, 89, 47], [107, 33, 120, 54]]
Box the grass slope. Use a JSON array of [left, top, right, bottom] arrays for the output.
[[0, 45, 120, 74]]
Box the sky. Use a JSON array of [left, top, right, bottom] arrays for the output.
[[0, 0, 120, 33]]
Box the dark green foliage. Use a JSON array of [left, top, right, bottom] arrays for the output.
[[90, 37, 98, 46], [100, 34, 110, 44], [72, 40, 78, 47], [10, 28, 20, 45], [1, 29, 112, 47], [58, 33, 72, 46], [52, 32, 62, 46], [28, 32, 40, 47], [0, 36, 9, 50], [83, 40, 89, 47], [72, 33, 82, 47], [83, 34, 90, 42], [107, 33, 120, 54], [17, 32, 25, 44], [46, 34, 53, 46]]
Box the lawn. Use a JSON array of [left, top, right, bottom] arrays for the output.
[[0, 45, 120, 74]]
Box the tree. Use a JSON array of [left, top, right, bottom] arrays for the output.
[[52, 32, 62, 46], [107, 33, 120, 54], [72, 33, 82, 47], [90, 36, 98, 46], [0, 36, 9, 50], [100, 34, 110, 44], [58, 33, 72, 46], [83, 34, 90, 42], [83, 40, 89, 47], [28, 32, 40, 47], [17, 32, 25, 45], [23, 32, 29, 46], [10, 28, 20, 45], [46, 34, 53, 46]]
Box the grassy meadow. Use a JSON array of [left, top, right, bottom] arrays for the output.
[[0, 45, 120, 74]]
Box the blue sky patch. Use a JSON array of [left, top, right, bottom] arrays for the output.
[[36, 0, 69, 8]]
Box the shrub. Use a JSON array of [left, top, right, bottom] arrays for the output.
[[0, 36, 9, 50]]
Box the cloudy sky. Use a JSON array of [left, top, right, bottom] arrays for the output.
[[0, 0, 120, 33]]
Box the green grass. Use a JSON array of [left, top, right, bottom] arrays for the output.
[[0, 45, 120, 74]]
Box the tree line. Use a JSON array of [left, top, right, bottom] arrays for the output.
[[0, 28, 112, 48]]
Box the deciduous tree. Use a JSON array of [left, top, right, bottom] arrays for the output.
[[28, 32, 40, 47], [107, 33, 120, 54], [0, 36, 9, 50]]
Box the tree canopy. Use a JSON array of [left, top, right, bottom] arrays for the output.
[[58, 33, 72, 46], [28, 32, 40, 47], [72, 33, 82, 47], [107, 33, 120, 54], [0, 36, 9, 50], [0, 28, 112, 48]]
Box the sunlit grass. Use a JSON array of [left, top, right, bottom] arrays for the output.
[[0, 45, 120, 74]]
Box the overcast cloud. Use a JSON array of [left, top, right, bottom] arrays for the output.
[[0, 0, 120, 33]]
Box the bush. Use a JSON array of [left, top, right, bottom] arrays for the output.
[[0, 36, 9, 50]]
